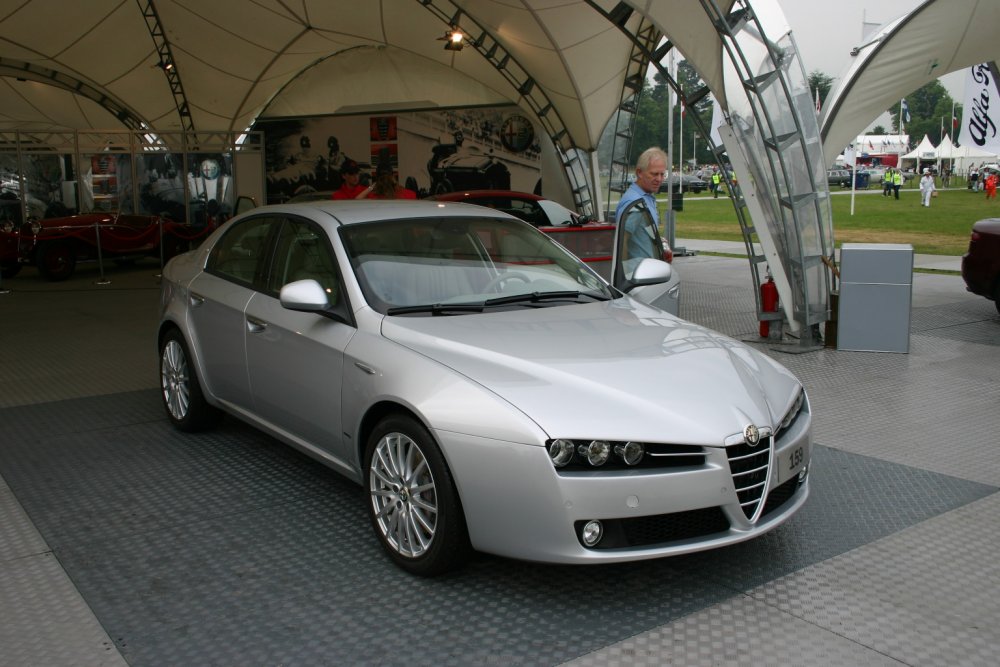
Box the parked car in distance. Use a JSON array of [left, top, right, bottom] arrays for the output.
[[657, 174, 709, 193], [961, 217, 1000, 313], [1, 211, 219, 281], [157, 199, 812, 576], [827, 169, 852, 188]]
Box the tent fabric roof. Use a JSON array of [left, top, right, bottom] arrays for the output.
[[0, 0, 736, 152], [902, 134, 938, 159], [821, 0, 1000, 162]]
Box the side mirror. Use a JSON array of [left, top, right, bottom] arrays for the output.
[[629, 258, 672, 286], [280, 279, 329, 312]]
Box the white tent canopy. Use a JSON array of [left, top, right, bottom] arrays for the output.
[[821, 0, 1000, 163], [901, 134, 938, 161]]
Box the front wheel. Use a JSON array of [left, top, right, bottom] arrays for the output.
[[36, 241, 76, 281], [364, 415, 470, 576], [159, 328, 220, 432]]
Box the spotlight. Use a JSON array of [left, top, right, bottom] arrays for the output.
[[441, 29, 464, 51]]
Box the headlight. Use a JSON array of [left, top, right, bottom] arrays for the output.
[[548, 439, 575, 468], [777, 387, 806, 436], [614, 441, 645, 466], [579, 440, 611, 466], [546, 438, 688, 471]]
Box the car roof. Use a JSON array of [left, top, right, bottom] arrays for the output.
[[246, 199, 518, 226]]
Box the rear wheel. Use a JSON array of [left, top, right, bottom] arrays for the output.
[[159, 328, 220, 432], [36, 241, 75, 281], [364, 415, 470, 576]]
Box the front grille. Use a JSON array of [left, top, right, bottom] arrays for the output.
[[576, 507, 730, 549], [726, 437, 771, 520]]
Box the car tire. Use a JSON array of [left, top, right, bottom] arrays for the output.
[[159, 328, 220, 432], [36, 241, 76, 281], [364, 415, 470, 576]]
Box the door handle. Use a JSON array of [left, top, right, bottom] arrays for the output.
[[246, 316, 268, 333], [188, 292, 205, 307]]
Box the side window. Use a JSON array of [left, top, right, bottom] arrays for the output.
[[206, 216, 276, 287], [613, 198, 661, 289], [267, 217, 341, 304]]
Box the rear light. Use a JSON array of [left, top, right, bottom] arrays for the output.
[[661, 240, 674, 263], [970, 231, 981, 242]]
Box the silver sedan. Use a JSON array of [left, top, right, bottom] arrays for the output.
[[158, 199, 811, 576]]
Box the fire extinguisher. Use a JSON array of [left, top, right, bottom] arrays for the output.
[[759, 274, 778, 338]]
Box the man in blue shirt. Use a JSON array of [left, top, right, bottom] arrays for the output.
[[616, 147, 667, 264]]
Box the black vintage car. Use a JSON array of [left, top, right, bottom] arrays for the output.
[[827, 169, 852, 188], [657, 174, 709, 194], [427, 138, 510, 195]]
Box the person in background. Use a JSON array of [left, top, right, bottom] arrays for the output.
[[891, 167, 903, 200], [985, 170, 997, 200], [710, 166, 722, 198], [358, 162, 417, 200], [882, 169, 893, 197], [615, 147, 666, 266], [330, 159, 366, 200], [919, 168, 936, 207]]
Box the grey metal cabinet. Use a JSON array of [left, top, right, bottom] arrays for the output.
[[837, 243, 913, 353]]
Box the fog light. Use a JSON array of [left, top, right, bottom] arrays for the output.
[[548, 439, 575, 468], [581, 520, 603, 546], [798, 465, 808, 483], [615, 441, 644, 466], [579, 440, 610, 466]]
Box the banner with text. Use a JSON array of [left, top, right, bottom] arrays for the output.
[[959, 62, 1000, 156]]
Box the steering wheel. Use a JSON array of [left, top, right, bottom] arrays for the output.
[[483, 271, 530, 293]]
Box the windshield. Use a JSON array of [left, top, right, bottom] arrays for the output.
[[341, 216, 613, 315]]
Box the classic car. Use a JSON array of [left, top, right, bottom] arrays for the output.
[[158, 198, 811, 575], [2, 210, 219, 280], [657, 174, 709, 193]]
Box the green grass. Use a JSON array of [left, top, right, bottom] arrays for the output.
[[662, 184, 994, 256]]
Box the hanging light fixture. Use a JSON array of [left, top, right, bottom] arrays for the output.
[[440, 28, 464, 51]]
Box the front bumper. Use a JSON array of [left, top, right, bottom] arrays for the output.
[[439, 410, 811, 564]]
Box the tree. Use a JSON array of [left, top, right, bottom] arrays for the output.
[[892, 80, 956, 144], [808, 70, 835, 111], [871, 125, 887, 135]]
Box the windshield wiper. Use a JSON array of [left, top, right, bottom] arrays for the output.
[[386, 303, 485, 316], [483, 290, 610, 307]]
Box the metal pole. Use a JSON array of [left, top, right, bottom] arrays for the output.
[[94, 220, 110, 285]]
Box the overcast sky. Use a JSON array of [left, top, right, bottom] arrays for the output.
[[777, 0, 963, 98]]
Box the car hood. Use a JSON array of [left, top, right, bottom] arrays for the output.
[[380, 300, 801, 445]]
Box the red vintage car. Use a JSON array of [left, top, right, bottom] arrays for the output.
[[1, 211, 217, 281]]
